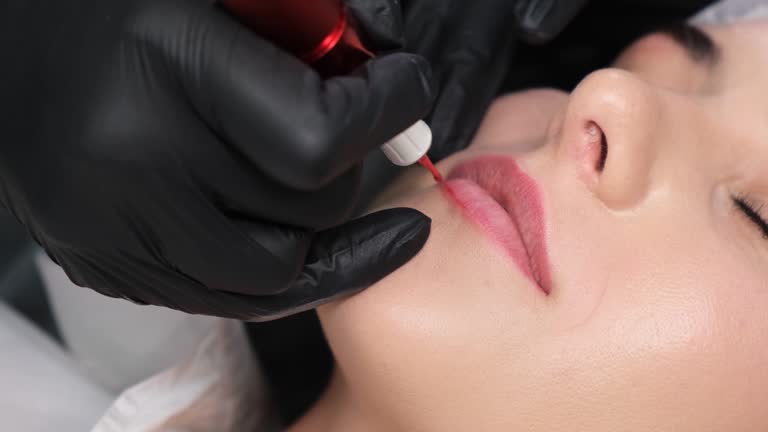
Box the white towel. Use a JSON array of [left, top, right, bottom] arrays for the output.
[[0, 301, 112, 431]]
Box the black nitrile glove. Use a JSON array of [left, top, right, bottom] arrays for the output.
[[348, 0, 588, 161], [0, 0, 434, 320], [406, 0, 590, 160]]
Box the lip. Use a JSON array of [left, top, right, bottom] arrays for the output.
[[443, 155, 551, 294]]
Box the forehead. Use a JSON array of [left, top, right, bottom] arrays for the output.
[[705, 20, 768, 89], [701, 21, 768, 167]]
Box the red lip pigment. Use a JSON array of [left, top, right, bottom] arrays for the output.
[[220, 0, 442, 183], [418, 155, 443, 183]]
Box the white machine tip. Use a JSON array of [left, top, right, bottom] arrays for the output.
[[380, 120, 432, 166]]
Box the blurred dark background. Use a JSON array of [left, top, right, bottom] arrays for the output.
[[0, 0, 715, 427], [501, 0, 716, 93]]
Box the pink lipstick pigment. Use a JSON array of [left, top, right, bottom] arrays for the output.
[[442, 156, 551, 294]]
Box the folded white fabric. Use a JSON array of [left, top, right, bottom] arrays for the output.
[[0, 301, 112, 431], [37, 250, 221, 395], [38, 249, 279, 431], [92, 318, 279, 432]]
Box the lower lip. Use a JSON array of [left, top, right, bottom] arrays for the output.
[[442, 158, 550, 294]]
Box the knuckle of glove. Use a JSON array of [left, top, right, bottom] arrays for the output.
[[282, 126, 343, 189], [344, 0, 405, 51]]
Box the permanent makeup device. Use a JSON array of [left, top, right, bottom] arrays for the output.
[[220, 0, 442, 181]]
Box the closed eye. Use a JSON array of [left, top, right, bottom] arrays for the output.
[[733, 195, 768, 240]]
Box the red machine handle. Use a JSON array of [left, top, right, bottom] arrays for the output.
[[220, 0, 373, 77]]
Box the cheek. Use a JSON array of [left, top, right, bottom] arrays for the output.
[[471, 89, 568, 153], [544, 183, 768, 428]]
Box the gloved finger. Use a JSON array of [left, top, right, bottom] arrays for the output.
[[426, 52, 513, 161], [148, 194, 428, 302], [48, 245, 270, 319], [401, 0, 517, 160], [123, 207, 427, 320], [129, 186, 315, 298], [51, 208, 429, 320], [201, 155, 363, 230], [242, 207, 431, 321], [178, 115, 361, 229], [345, 0, 405, 51], [174, 7, 434, 190]]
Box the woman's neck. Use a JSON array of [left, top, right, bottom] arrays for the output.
[[286, 368, 393, 432]]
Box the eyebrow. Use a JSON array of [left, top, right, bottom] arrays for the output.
[[657, 23, 720, 67]]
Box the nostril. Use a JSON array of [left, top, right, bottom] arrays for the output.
[[586, 121, 608, 172], [597, 129, 608, 172]]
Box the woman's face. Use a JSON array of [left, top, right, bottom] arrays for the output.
[[319, 21, 768, 431]]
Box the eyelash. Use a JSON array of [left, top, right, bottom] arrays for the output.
[[733, 194, 768, 240]]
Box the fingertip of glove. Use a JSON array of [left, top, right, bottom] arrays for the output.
[[396, 208, 431, 255], [363, 207, 431, 255], [295, 207, 430, 305], [364, 206, 431, 230]]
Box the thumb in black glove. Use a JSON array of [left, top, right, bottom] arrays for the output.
[[0, 0, 434, 320]]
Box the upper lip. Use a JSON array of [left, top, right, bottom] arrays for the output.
[[445, 155, 551, 294]]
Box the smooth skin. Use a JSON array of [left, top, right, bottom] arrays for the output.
[[290, 20, 768, 431]]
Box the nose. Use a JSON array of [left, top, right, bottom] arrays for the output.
[[557, 68, 673, 210]]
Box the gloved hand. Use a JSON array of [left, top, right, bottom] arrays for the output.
[[347, 0, 588, 161], [0, 0, 434, 320]]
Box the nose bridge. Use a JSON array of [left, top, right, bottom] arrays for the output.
[[564, 68, 695, 210], [652, 91, 710, 182]]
